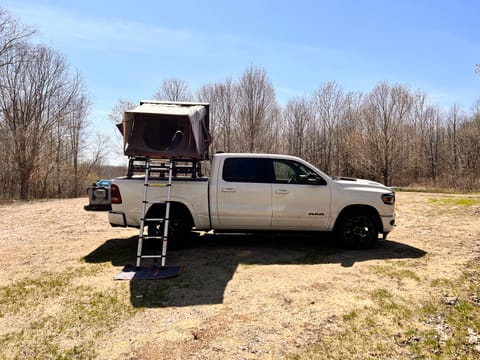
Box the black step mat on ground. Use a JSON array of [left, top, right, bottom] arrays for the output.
[[114, 264, 181, 280]]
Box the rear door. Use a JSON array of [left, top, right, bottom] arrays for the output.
[[215, 157, 273, 229]]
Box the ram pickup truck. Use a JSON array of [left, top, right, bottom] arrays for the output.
[[109, 153, 395, 249]]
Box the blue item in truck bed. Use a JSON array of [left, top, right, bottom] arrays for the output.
[[96, 179, 112, 188]]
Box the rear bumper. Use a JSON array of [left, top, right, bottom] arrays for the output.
[[109, 211, 127, 227], [84, 204, 112, 211]]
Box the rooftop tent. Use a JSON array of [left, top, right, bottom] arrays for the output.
[[119, 101, 212, 159]]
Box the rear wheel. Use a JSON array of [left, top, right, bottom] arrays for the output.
[[335, 210, 378, 249], [147, 212, 191, 250]]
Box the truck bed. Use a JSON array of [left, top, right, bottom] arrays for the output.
[[109, 176, 211, 230]]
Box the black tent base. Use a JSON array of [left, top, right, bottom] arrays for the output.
[[114, 264, 181, 280]]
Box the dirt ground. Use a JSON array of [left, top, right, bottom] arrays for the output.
[[0, 192, 479, 359]]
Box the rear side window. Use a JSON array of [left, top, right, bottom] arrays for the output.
[[222, 158, 274, 183]]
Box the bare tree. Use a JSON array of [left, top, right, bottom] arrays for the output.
[[0, 7, 36, 68], [459, 99, 480, 189], [153, 78, 192, 101], [108, 98, 135, 156], [423, 105, 444, 184], [0, 43, 84, 199], [446, 104, 464, 177], [312, 81, 347, 174], [408, 92, 450, 186], [363, 82, 412, 185], [80, 133, 110, 183], [0, 126, 16, 199], [336, 91, 364, 177], [237, 65, 278, 152], [0, 8, 36, 199], [197, 83, 220, 153], [66, 92, 91, 196], [262, 105, 283, 154], [198, 77, 238, 153], [284, 96, 313, 158], [109, 98, 136, 124]]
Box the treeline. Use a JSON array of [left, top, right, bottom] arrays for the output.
[[2, 7, 479, 202], [0, 8, 105, 201], [135, 68, 479, 191]]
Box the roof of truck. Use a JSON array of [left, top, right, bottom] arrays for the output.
[[213, 152, 302, 160]]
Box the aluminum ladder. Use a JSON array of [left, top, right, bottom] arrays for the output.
[[136, 157, 173, 269]]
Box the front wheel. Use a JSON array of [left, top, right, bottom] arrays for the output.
[[335, 211, 378, 249]]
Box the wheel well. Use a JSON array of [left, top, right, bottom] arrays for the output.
[[334, 205, 383, 233], [146, 202, 194, 227]]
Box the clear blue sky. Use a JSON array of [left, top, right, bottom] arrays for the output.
[[3, 0, 480, 160]]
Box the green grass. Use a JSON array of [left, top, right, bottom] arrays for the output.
[[130, 279, 170, 307], [0, 267, 138, 359], [429, 197, 480, 207], [370, 264, 421, 285], [0, 266, 103, 316], [0, 276, 70, 316], [397, 188, 480, 195], [288, 260, 480, 359], [298, 246, 339, 264], [370, 288, 413, 319]]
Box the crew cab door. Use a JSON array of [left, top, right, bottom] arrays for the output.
[[214, 157, 273, 229], [271, 159, 331, 230]]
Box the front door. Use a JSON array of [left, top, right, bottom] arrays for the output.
[[271, 159, 331, 230]]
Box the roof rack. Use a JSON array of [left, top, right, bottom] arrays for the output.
[[126, 157, 203, 179]]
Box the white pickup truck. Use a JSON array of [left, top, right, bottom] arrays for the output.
[[108, 152, 396, 249]]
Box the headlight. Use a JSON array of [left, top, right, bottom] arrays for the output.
[[381, 193, 395, 205]]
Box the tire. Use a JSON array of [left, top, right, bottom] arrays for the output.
[[147, 212, 191, 250], [335, 210, 378, 249]]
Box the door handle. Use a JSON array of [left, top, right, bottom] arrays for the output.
[[222, 188, 236, 192], [275, 189, 290, 194]]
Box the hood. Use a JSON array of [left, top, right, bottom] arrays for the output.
[[331, 176, 392, 192]]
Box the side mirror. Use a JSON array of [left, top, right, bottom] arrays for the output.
[[306, 173, 326, 185]]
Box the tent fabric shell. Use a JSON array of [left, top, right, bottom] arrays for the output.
[[119, 101, 211, 159]]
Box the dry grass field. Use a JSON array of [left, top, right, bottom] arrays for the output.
[[1, 192, 479, 359]]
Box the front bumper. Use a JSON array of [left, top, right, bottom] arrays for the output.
[[380, 213, 396, 234]]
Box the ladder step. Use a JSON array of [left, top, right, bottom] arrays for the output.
[[139, 255, 166, 259], [143, 218, 165, 222], [148, 167, 170, 171], [139, 235, 165, 240], [143, 200, 166, 204], [132, 164, 169, 168]]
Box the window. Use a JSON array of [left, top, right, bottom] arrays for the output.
[[273, 161, 297, 182], [222, 157, 326, 185], [272, 159, 326, 185], [222, 158, 274, 183]]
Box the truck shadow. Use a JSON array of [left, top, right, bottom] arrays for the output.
[[84, 232, 426, 308]]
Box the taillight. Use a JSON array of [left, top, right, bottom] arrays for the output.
[[110, 184, 122, 204], [381, 193, 395, 205]]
